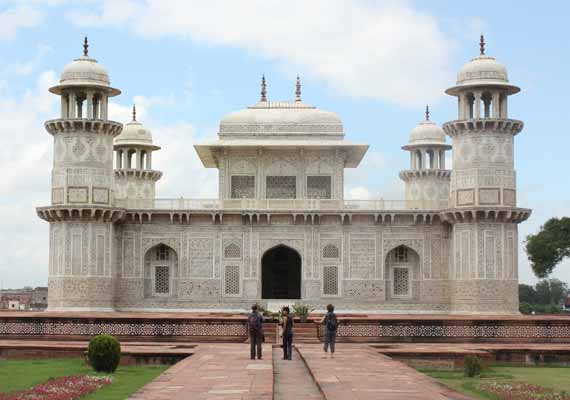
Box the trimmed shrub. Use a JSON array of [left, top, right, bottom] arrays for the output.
[[292, 303, 312, 323], [87, 334, 121, 373], [464, 355, 483, 377], [519, 302, 533, 314]]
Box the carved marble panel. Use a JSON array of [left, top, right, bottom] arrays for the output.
[[67, 186, 88, 203], [479, 188, 500, 205]]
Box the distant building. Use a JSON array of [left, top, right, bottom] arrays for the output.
[[564, 295, 570, 312], [0, 287, 48, 311]]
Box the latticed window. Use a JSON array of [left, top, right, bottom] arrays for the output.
[[393, 267, 410, 296], [322, 244, 339, 259], [266, 176, 296, 199], [156, 244, 169, 261], [323, 266, 338, 296], [307, 176, 332, 199], [224, 265, 240, 295], [231, 175, 255, 199], [393, 246, 408, 263], [224, 243, 241, 259], [155, 266, 170, 294]]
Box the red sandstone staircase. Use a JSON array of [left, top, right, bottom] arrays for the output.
[[260, 322, 320, 344], [293, 322, 320, 343]]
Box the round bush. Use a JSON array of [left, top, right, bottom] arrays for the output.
[[87, 334, 121, 373], [463, 355, 483, 378]]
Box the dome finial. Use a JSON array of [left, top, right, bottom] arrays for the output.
[[425, 105, 430, 121], [83, 36, 89, 57], [295, 75, 302, 102], [480, 34, 485, 55], [260, 74, 267, 102], [132, 104, 136, 121]]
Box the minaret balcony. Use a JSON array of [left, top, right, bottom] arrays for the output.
[[114, 169, 163, 181], [399, 169, 451, 181], [36, 205, 125, 222], [443, 118, 523, 137], [44, 118, 123, 136]]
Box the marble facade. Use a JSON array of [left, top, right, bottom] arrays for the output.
[[37, 38, 530, 313]]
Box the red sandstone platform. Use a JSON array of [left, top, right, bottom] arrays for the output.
[[2, 311, 570, 343], [3, 310, 570, 321], [0, 339, 195, 364]]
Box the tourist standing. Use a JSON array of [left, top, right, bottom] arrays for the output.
[[320, 304, 339, 358], [247, 304, 264, 360], [281, 306, 294, 360]]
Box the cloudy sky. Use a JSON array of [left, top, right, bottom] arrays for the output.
[[1, 0, 569, 289]]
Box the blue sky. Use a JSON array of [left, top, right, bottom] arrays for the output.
[[0, 0, 569, 288]]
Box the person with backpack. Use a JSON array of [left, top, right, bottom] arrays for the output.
[[280, 306, 294, 360], [247, 304, 264, 360], [320, 304, 338, 358]]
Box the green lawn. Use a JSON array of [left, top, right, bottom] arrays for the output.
[[0, 358, 168, 399], [420, 365, 570, 399]]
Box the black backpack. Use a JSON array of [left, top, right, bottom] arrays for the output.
[[326, 313, 338, 331], [248, 313, 262, 333]]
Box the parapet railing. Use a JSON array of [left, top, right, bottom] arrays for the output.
[[116, 198, 449, 211]]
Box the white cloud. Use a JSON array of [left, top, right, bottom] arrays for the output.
[[0, 69, 58, 288], [65, 0, 457, 107], [0, 4, 44, 40], [1, 44, 53, 76], [345, 186, 372, 200]]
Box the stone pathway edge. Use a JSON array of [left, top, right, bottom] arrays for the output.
[[294, 344, 329, 399]]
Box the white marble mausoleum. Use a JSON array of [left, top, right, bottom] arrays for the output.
[[37, 37, 530, 313]]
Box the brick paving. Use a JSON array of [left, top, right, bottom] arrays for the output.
[[128, 344, 273, 400], [273, 346, 324, 400], [296, 344, 472, 400]]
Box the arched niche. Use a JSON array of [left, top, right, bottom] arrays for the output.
[[384, 245, 420, 300], [143, 243, 178, 298]]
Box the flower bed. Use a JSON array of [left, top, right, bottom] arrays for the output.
[[477, 381, 570, 400], [0, 375, 112, 400]]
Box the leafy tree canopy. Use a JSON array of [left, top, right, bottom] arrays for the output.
[[525, 217, 570, 278]]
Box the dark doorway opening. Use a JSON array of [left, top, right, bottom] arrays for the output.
[[261, 245, 301, 299]]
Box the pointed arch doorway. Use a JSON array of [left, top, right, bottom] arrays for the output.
[[261, 245, 301, 299]]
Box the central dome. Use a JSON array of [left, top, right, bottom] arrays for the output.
[[219, 100, 344, 138]]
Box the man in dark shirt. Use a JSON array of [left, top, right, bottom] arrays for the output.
[[247, 304, 264, 360], [281, 306, 294, 360]]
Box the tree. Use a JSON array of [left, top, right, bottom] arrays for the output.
[[525, 217, 570, 278], [518, 283, 537, 304], [535, 279, 568, 305]]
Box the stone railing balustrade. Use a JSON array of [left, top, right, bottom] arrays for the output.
[[116, 198, 449, 211]]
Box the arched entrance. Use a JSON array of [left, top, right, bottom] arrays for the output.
[[261, 245, 301, 299]]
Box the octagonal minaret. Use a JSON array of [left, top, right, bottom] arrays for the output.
[[399, 106, 451, 209], [442, 36, 530, 313], [37, 38, 123, 311], [114, 106, 162, 208]]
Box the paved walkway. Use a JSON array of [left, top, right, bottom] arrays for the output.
[[296, 344, 471, 400], [128, 342, 471, 400], [129, 343, 273, 400], [273, 346, 324, 400]]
